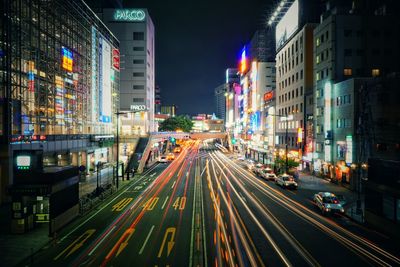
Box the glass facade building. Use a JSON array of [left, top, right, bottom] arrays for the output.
[[0, 0, 120, 203]]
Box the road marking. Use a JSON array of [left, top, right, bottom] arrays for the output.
[[116, 228, 135, 257], [133, 185, 143, 191], [157, 227, 176, 258], [239, 192, 246, 203], [54, 229, 96, 260], [161, 196, 169, 210], [112, 198, 133, 211], [139, 225, 155, 254], [143, 197, 159, 211], [171, 181, 176, 189], [150, 172, 157, 177], [88, 226, 116, 256]]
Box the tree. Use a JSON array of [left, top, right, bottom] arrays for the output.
[[159, 115, 193, 132]]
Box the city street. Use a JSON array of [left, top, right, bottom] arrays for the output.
[[21, 141, 400, 266]]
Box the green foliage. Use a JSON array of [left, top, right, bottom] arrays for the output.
[[274, 157, 300, 172], [159, 115, 194, 132]]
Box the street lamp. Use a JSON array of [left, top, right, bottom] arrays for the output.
[[269, 111, 292, 173], [115, 109, 147, 189]]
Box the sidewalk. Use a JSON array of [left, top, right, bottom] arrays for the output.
[[0, 172, 134, 267], [299, 173, 365, 223], [79, 166, 114, 197]]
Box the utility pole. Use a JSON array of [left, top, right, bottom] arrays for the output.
[[285, 110, 289, 174]]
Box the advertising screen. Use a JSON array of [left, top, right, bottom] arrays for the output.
[[99, 37, 112, 123], [16, 155, 31, 170], [275, 0, 299, 50]]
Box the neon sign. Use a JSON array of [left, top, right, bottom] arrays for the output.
[[264, 91, 274, 102], [112, 49, 120, 71], [239, 47, 248, 74], [61, 47, 73, 72], [114, 9, 146, 21]]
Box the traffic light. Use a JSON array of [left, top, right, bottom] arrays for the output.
[[232, 138, 237, 144]]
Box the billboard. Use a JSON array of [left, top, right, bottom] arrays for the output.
[[275, 0, 299, 50], [99, 37, 112, 123], [112, 49, 120, 71], [61, 46, 73, 72]]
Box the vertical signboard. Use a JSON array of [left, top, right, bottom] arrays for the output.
[[99, 37, 112, 123], [91, 27, 98, 123], [112, 49, 120, 71], [345, 135, 353, 165]]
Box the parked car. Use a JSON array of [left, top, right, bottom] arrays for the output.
[[246, 160, 255, 171], [276, 174, 298, 189], [335, 194, 347, 206], [253, 163, 264, 175], [313, 192, 344, 215], [260, 168, 277, 181], [158, 155, 168, 163]]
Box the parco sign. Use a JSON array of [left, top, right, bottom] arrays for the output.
[[114, 9, 146, 22], [130, 105, 147, 112]]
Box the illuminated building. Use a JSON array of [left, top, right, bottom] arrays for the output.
[[313, 1, 400, 179], [155, 85, 161, 114], [0, 0, 119, 204], [224, 68, 240, 137], [161, 105, 177, 117], [237, 28, 276, 163], [214, 84, 227, 120], [271, 0, 321, 168], [96, 8, 155, 134]]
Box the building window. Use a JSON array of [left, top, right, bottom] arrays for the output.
[[345, 118, 351, 128], [133, 98, 144, 103], [133, 59, 145, 64], [296, 72, 299, 81], [133, 32, 145, 40], [344, 29, 352, 37], [133, 85, 144, 90], [133, 46, 144, 51], [300, 103, 303, 112], [296, 88, 299, 97], [316, 72, 320, 81], [383, 195, 395, 221], [372, 69, 380, 77], [316, 55, 320, 64], [344, 68, 352, 76], [300, 86, 303, 96], [133, 72, 144, 77], [300, 70, 303, 79], [344, 49, 352, 56]]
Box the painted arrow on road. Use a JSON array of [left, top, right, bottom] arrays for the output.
[[157, 227, 176, 258]]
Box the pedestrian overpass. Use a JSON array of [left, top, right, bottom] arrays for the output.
[[135, 131, 230, 173]]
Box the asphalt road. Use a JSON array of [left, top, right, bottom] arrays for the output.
[[23, 141, 400, 267]]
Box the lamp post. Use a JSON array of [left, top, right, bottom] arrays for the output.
[[115, 109, 147, 189], [269, 112, 292, 173]]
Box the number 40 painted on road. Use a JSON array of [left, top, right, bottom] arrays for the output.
[[172, 197, 186, 210]]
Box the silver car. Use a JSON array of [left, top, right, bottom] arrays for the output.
[[313, 192, 344, 215], [276, 174, 298, 189]]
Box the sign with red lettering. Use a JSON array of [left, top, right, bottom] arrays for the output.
[[264, 91, 274, 102], [112, 49, 120, 71]]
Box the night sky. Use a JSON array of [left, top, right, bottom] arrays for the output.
[[87, 0, 273, 115]]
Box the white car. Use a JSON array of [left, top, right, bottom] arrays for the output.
[[260, 169, 277, 181], [158, 155, 168, 163], [253, 163, 264, 174], [313, 192, 344, 215], [276, 174, 298, 189]]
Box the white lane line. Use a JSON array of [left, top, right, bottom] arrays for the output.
[[171, 181, 176, 189], [239, 191, 246, 203], [139, 225, 155, 255], [161, 196, 169, 210], [150, 172, 156, 177], [88, 226, 116, 256]]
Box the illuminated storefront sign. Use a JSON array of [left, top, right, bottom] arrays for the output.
[[345, 135, 353, 165], [297, 127, 303, 143], [114, 9, 146, 21], [239, 47, 248, 74], [264, 91, 274, 102], [16, 155, 31, 170], [99, 37, 112, 123], [91, 27, 98, 122], [61, 47, 73, 72], [112, 48, 120, 71], [324, 82, 332, 162], [130, 105, 147, 112]]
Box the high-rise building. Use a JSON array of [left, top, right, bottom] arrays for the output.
[[97, 8, 155, 134], [270, 0, 322, 168], [214, 84, 227, 120], [224, 68, 239, 134], [155, 85, 161, 114], [161, 105, 177, 117], [313, 0, 400, 179], [0, 0, 119, 203], [237, 28, 276, 164]]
